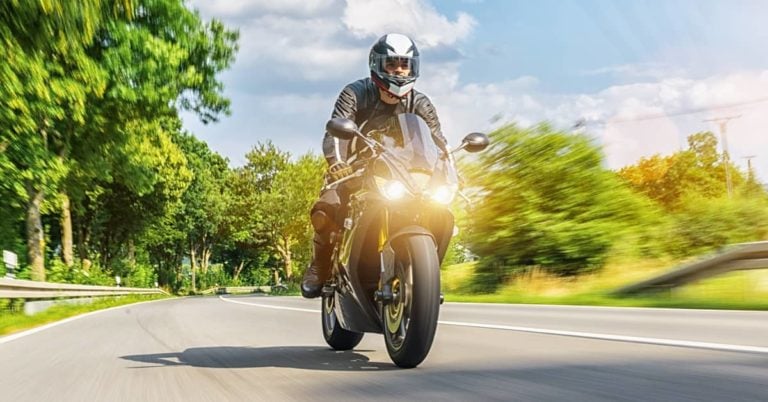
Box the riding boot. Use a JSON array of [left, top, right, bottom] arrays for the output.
[[301, 211, 334, 299]]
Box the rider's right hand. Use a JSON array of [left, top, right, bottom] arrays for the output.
[[328, 161, 353, 181]]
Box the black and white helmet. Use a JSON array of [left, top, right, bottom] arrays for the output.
[[369, 33, 420, 98]]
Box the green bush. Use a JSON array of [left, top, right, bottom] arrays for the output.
[[463, 123, 659, 290], [666, 195, 768, 257], [46, 258, 115, 286], [0, 298, 25, 315]]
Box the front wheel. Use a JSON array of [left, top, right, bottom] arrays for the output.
[[381, 235, 441, 368], [321, 293, 364, 350]]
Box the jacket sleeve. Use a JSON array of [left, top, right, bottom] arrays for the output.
[[322, 85, 358, 166], [414, 94, 449, 154]]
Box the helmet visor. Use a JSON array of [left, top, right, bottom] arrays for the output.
[[371, 54, 419, 79]]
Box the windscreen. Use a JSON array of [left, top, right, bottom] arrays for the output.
[[372, 113, 440, 172]]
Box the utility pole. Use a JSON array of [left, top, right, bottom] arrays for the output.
[[704, 115, 741, 198], [743, 155, 757, 181]]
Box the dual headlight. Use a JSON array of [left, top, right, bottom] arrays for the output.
[[379, 179, 408, 200], [374, 176, 457, 204]]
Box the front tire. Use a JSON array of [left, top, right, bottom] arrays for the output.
[[382, 235, 441, 368], [321, 293, 364, 350]]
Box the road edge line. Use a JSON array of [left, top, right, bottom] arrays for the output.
[[218, 295, 317, 313], [438, 320, 768, 354], [0, 297, 175, 346]]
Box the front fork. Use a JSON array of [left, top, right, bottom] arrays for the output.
[[374, 208, 445, 306], [374, 208, 397, 305]]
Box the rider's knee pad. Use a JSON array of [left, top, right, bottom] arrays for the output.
[[311, 210, 330, 232]]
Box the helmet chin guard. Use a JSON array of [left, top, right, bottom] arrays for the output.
[[369, 33, 420, 98], [372, 74, 415, 98]]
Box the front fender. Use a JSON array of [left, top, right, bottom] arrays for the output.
[[387, 225, 436, 246], [380, 226, 436, 287]]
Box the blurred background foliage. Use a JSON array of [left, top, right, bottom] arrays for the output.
[[0, 0, 322, 293], [461, 125, 768, 292], [1, 2, 766, 296]]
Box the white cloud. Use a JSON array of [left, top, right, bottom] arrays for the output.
[[587, 72, 768, 173], [259, 93, 330, 116], [184, 2, 768, 183], [582, 62, 688, 80], [342, 0, 476, 47], [419, 67, 768, 181], [192, 0, 336, 17], [234, 15, 365, 81], [190, 0, 475, 82]]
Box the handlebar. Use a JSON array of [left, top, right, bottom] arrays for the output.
[[322, 170, 363, 190]]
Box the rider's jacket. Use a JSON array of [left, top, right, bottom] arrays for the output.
[[322, 77, 448, 166]]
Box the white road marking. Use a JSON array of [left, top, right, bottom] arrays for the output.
[[220, 296, 768, 355], [438, 320, 768, 354], [219, 296, 317, 312], [0, 298, 170, 346]]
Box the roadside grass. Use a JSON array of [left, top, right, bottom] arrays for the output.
[[0, 294, 173, 336], [441, 257, 768, 310]]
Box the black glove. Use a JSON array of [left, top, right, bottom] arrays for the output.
[[328, 161, 353, 182]]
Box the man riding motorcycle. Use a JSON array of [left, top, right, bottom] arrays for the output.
[[301, 33, 450, 298]]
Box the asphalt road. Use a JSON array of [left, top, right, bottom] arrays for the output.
[[1, 295, 767, 401]]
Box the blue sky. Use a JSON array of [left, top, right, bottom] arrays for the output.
[[437, 0, 768, 91], [183, 0, 768, 181]]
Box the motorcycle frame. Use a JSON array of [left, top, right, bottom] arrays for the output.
[[328, 164, 455, 334]]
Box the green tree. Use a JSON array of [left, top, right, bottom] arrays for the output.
[[230, 142, 290, 281], [228, 143, 324, 282], [0, 1, 123, 279], [173, 133, 230, 291], [1, 1, 238, 288], [618, 132, 749, 210], [262, 154, 325, 280], [615, 131, 768, 258], [219, 169, 270, 283], [65, 0, 238, 281], [665, 194, 768, 257], [463, 123, 650, 290]]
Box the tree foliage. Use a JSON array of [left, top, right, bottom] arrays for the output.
[[0, 0, 238, 288], [3, 2, 766, 295], [462, 124, 659, 289], [618, 132, 768, 257], [617, 132, 748, 210], [228, 143, 324, 282]]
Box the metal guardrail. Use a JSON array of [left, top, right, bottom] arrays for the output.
[[0, 278, 166, 299], [200, 285, 283, 295], [615, 241, 768, 296]]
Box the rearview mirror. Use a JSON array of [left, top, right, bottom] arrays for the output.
[[460, 132, 489, 153], [326, 118, 359, 140]]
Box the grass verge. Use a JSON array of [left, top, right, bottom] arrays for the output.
[[0, 294, 173, 336], [441, 258, 768, 310]]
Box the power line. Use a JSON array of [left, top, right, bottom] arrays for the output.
[[575, 96, 768, 128]]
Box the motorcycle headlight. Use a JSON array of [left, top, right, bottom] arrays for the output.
[[375, 177, 409, 200], [430, 185, 457, 205]]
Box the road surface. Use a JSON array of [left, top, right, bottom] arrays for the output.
[[1, 295, 767, 401]]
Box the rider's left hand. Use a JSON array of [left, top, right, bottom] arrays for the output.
[[328, 161, 353, 181]]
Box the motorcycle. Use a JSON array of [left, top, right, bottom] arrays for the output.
[[319, 113, 489, 368]]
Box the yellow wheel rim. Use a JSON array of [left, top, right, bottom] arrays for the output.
[[385, 278, 403, 334]]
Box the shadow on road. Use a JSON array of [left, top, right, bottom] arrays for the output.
[[120, 346, 397, 371], [121, 349, 768, 399]]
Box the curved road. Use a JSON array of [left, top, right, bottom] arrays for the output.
[[1, 295, 767, 401]]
